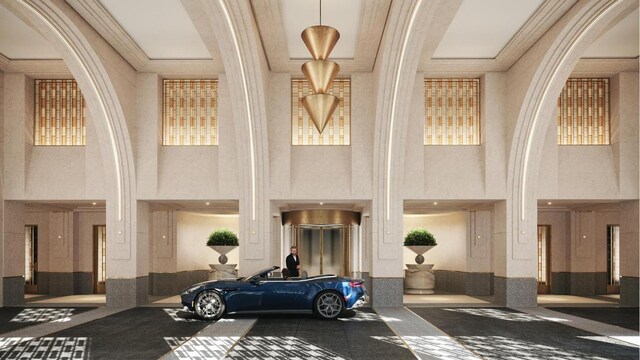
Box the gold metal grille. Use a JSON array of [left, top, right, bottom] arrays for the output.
[[557, 78, 609, 145], [424, 79, 480, 145], [291, 78, 350, 145], [35, 79, 86, 146], [163, 79, 218, 145]]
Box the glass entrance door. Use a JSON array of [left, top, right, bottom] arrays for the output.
[[299, 225, 345, 276]]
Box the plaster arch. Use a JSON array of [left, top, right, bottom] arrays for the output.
[[181, 0, 272, 276], [504, 0, 637, 266], [368, 0, 462, 305], [1, 0, 142, 304]]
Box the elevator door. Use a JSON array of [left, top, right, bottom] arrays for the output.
[[299, 225, 344, 276]]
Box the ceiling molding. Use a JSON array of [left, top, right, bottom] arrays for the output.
[[571, 58, 639, 77], [420, 0, 577, 72], [66, 0, 148, 70], [66, 0, 223, 75], [251, 0, 391, 73], [492, 0, 577, 68], [0, 53, 9, 71]]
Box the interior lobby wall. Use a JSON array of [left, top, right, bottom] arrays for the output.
[[402, 212, 467, 271], [268, 73, 374, 200], [176, 212, 239, 272], [156, 75, 239, 200]]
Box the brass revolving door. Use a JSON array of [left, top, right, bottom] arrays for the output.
[[282, 210, 360, 277]]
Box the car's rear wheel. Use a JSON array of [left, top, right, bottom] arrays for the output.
[[194, 290, 225, 320], [314, 291, 344, 320]]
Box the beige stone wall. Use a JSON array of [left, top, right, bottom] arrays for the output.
[[175, 212, 239, 272]]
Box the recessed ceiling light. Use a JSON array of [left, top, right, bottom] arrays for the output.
[[547, 202, 552, 205], [433, 202, 438, 205], [319, 202, 324, 205], [205, 202, 210, 206], [92, 202, 97, 206]]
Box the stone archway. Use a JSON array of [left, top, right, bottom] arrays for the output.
[[181, 0, 272, 276], [501, 0, 637, 306], [369, 0, 462, 306], [1, 0, 143, 306]]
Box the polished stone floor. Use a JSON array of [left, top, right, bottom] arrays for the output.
[[1, 296, 637, 359]]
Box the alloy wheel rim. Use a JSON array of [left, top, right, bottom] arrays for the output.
[[196, 292, 222, 318], [318, 292, 342, 318]]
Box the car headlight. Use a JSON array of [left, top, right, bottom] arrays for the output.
[[181, 285, 201, 296]]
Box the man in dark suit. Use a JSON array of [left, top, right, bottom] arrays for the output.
[[285, 245, 300, 277]]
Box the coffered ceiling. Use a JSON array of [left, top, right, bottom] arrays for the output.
[[432, 0, 544, 59], [98, 0, 211, 60], [0, 0, 637, 75]]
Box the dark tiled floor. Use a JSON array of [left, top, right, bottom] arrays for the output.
[[548, 307, 639, 331], [0, 308, 209, 360], [0, 307, 95, 334], [226, 308, 415, 360], [409, 307, 639, 360]]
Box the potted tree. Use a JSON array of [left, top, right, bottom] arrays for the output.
[[404, 228, 437, 265], [404, 228, 438, 294], [207, 229, 239, 265]]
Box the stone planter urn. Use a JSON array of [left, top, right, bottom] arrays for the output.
[[208, 245, 238, 280], [404, 245, 435, 294]]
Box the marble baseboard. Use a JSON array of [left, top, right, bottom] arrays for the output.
[[371, 277, 403, 307], [37, 272, 50, 294], [73, 272, 94, 294], [48, 272, 74, 296], [149, 271, 209, 295], [569, 272, 608, 296], [620, 276, 639, 307], [551, 272, 570, 294], [493, 276, 537, 307], [433, 270, 493, 296], [3, 276, 25, 306], [106, 277, 149, 307]]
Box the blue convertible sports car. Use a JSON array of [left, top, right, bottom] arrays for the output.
[[181, 266, 367, 320]]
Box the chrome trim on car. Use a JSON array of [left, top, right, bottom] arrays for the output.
[[348, 295, 367, 310]]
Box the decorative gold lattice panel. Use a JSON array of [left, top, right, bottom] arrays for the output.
[[424, 78, 480, 145], [35, 79, 86, 146], [163, 79, 218, 145], [557, 78, 609, 145], [291, 78, 351, 145]]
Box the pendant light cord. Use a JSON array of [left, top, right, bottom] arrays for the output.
[[319, 0, 322, 25]]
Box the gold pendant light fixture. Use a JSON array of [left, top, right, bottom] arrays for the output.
[[300, 0, 341, 134]]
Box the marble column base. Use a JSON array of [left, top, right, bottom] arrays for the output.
[[3, 276, 25, 306], [209, 264, 238, 280], [106, 276, 149, 307], [370, 277, 403, 307], [404, 264, 435, 294], [620, 276, 639, 307], [493, 276, 537, 307]]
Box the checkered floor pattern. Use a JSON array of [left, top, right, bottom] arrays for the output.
[[225, 336, 348, 360], [10, 309, 75, 323], [164, 336, 238, 359], [0, 337, 89, 360], [457, 335, 611, 360], [372, 335, 478, 360]]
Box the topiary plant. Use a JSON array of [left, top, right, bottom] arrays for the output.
[[206, 229, 239, 246], [403, 228, 437, 246]]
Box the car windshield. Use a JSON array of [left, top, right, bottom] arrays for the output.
[[240, 266, 279, 282]]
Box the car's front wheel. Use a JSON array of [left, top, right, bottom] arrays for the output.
[[314, 291, 344, 320], [194, 290, 225, 320]]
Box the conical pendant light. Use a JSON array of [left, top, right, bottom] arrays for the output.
[[301, 60, 340, 94], [301, 25, 340, 60], [300, 0, 341, 134], [301, 94, 341, 134]]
